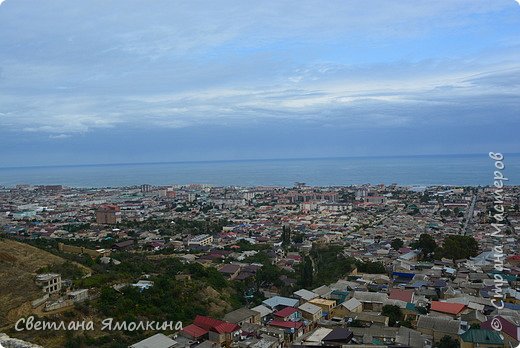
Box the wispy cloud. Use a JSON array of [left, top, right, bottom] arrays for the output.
[[0, 0, 519, 164]]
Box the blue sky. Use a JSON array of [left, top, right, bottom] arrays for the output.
[[0, 0, 519, 166]]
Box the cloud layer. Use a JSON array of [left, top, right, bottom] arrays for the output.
[[0, 0, 519, 165]]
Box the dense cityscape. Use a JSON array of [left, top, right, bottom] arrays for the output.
[[0, 182, 519, 347]]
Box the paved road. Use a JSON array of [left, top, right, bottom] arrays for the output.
[[462, 190, 478, 235]]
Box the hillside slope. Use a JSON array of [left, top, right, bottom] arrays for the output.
[[0, 238, 89, 325]]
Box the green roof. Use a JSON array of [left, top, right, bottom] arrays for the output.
[[371, 338, 385, 345], [460, 329, 503, 344]]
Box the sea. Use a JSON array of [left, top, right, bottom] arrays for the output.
[[0, 154, 519, 188]]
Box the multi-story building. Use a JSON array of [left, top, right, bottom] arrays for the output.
[[95, 204, 121, 224], [187, 234, 214, 246], [35, 273, 62, 294]]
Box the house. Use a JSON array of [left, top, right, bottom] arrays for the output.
[[333, 298, 362, 317], [181, 324, 209, 341], [262, 296, 299, 311], [224, 307, 261, 325], [348, 312, 389, 327], [389, 288, 415, 303], [459, 328, 505, 348], [293, 289, 319, 303], [250, 304, 273, 324], [129, 333, 177, 348], [481, 315, 520, 347], [308, 298, 336, 319], [112, 239, 134, 250], [321, 327, 354, 345], [268, 320, 304, 342], [298, 302, 322, 323], [273, 307, 301, 322], [192, 315, 240, 345], [416, 315, 461, 342], [352, 291, 388, 311], [218, 264, 241, 280], [312, 285, 333, 299], [299, 327, 333, 345], [430, 301, 466, 318]]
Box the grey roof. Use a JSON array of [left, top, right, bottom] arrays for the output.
[[194, 341, 219, 348], [298, 302, 322, 315], [396, 327, 430, 348], [251, 304, 273, 317], [224, 307, 259, 323], [341, 298, 362, 311], [416, 315, 460, 334], [293, 289, 318, 301], [352, 291, 388, 303], [129, 333, 177, 348], [262, 296, 298, 309], [313, 285, 333, 297]]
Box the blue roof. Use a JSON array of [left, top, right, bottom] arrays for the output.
[[393, 272, 415, 279], [262, 296, 299, 309], [409, 281, 429, 288], [504, 303, 520, 310]]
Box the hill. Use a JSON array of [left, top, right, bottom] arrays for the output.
[[0, 238, 90, 326]]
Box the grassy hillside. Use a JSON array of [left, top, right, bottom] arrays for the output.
[[0, 238, 90, 326]]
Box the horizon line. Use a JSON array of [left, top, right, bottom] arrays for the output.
[[1, 152, 519, 171]]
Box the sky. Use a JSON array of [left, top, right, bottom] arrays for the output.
[[0, 0, 519, 167]]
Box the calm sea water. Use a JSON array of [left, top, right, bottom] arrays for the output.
[[0, 154, 519, 188]]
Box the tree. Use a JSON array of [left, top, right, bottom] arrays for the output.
[[441, 235, 479, 262], [412, 233, 437, 259], [391, 238, 404, 250], [301, 256, 313, 288], [382, 305, 404, 327], [435, 335, 459, 348], [281, 225, 291, 246]]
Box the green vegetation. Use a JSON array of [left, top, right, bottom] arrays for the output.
[[281, 225, 291, 246], [38, 261, 86, 280], [355, 260, 386, 274], [306, 245, 355, 287], [301, 256, 314, 288], [435, 335, 460, 348], [438, 235, 479, 261], [411, 233, 437, 259], [381, 304, 403, 327], [118, 217, 230, 236], [391, 238, 404, 250]]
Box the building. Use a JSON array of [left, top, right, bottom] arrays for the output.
[[298, 302, 322, 323], [459, 328, 504, 348], [129, 333, 177, 348], [68, 289, 89, 303], [308, 298, 336, 319], [35, 273, 62, 294], [188, 234, 214, 247], [224, 307, 261, 325], [95, 204, 121, 224]]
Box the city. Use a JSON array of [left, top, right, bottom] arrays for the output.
[[0, 182, 518, 347]]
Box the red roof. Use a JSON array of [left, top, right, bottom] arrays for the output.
[[389, 289, 414, 303], [268, 320, 303, 329], [214, 322, 240, 334], [193, 315, 239, 334], [430, 301, 466, 315], [274, 307, 298, 318], [182, 324, 208, 338]]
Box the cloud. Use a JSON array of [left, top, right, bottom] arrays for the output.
[[49, 134, 71, 139], [0, 0, 519, 165]]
